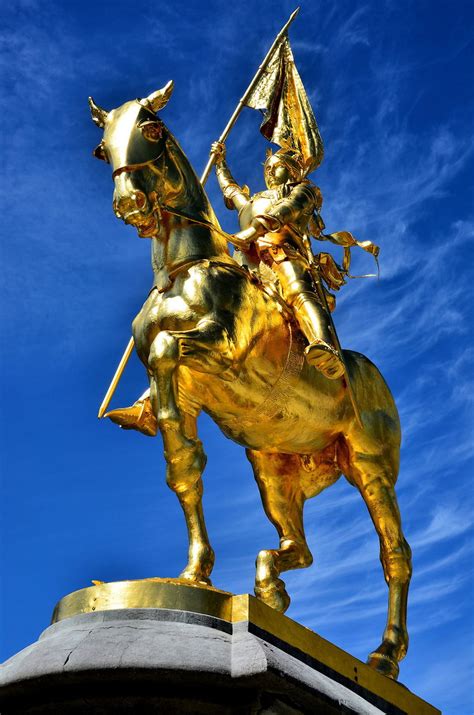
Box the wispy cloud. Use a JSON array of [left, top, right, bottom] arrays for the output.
[[411, 505, 472, 550], [1, 3, 473, 713]]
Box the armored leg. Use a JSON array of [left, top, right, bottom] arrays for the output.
[[274, 258, 345, 379]]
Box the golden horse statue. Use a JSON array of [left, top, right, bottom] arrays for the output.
[[89, 83, 412, 680]]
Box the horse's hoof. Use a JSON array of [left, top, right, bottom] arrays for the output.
[[105, 398, 157, 437], [179, 570, 213, 587], [255, 578, 290, 613], [367, 650, 400, 680]]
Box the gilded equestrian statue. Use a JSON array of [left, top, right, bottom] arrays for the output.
[[88, 82, 412, 681]]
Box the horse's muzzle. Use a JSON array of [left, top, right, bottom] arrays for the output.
[[114, 191, 148, 217], [116, 208, 158, 239], [113, 191, 158, 236]]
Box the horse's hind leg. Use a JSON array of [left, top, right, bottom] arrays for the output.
[[344, 436, 412, 680], [148, 331, 214, 584], [246, 450, 313, 613]]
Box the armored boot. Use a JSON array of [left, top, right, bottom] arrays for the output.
[[292, 292, 345, 380], [274, 259, 345, 380], [105, 395, 157, 437]]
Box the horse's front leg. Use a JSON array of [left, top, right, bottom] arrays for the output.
[[148, 320, 233, 584]]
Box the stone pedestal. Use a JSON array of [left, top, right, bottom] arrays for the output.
[[0, 581, 440, 714]]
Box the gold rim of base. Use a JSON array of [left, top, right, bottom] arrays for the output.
[[51, 578, 236, 624], [51, 579, 438, 715]]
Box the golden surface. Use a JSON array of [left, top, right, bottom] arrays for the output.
[[243, 34, 324, 173], [88, 21, 412, 683], [52, 581, 439, 715], [52, 578, 234, 624]]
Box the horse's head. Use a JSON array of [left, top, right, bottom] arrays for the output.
[[89, 81, 173, 238]]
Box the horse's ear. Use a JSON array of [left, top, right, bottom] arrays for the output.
[[88, 96, 108, 128], [142, 80, 174, 113]]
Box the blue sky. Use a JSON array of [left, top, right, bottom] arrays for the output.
[[1, 0, 473, 712]]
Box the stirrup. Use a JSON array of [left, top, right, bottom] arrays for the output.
[[105, 397, 158, 437], [305, 340, 345, 380]]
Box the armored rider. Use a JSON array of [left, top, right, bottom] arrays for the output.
[[105, 143, 345, 436], [212, 141, 344, 380]]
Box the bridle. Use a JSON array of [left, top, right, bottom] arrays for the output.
[[111, 145, 167, 181], [111, 100, 168, 180]]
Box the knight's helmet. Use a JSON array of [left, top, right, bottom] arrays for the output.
[[264, 146, 308, 182]]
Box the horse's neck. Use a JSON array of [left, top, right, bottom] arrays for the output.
[[152, 135, 230, 276]]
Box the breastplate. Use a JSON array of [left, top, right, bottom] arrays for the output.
[[238, 191, 278, 230]]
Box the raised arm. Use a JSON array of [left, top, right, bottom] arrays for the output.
[[212, 142, 250, 212]]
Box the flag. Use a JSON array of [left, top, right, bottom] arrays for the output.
[[244, 35, 324, 173]]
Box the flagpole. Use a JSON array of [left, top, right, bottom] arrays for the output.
[[200, 7, 300, 184], [98, 8, 300, 418]]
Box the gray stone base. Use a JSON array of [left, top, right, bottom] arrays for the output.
[[1, 608, 439, 714]]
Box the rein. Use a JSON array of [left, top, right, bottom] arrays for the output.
[[159, 203, 379, 281], [155, 256, 292, 320], [154, 203, 292, 317], [158, 202, 243, 248]]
